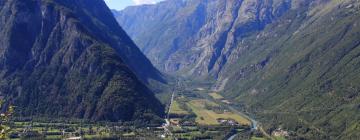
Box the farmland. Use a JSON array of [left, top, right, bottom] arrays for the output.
[[169, 100, 190, 115], [187, 100, 250, 125], [209, 92, 224, 100], [5, 79, 269, 140], [159, 79, 265, 140]]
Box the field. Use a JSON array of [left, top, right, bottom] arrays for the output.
[[209, 92, 224, 100], [187, 100, 250, 125], [169, 100, 189, 115], [161, 79, 263, 139], [251, 136, 267, 140]]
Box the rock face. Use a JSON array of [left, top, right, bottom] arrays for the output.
[[115, 0, 323, 77], [0, 0, 164, 122], [116, 0, 360, 138]]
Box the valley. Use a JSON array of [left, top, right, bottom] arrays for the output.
[[6, 121, 163, 139], [5, 78, 280, 140], [114, 0, 360, 139], [161, 78, 279, 140], [0, 0, 359, 139]]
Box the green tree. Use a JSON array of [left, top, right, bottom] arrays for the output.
[[0, 100, 14, 139]]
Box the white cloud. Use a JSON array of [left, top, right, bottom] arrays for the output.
[[132, 0, 156, 5]]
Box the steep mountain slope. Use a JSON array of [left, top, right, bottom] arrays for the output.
[[221, 1, 360, 139], [115, 0, 323, 77], [0, 0, 164, 122], [116, 0, 360, 138]]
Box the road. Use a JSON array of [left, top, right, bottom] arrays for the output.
[[163, 79, 181, 138], [166, 88, 176, 119], [227, 133, 238, 140]]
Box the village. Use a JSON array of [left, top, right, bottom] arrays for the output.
[[7, 79, 286, 140]]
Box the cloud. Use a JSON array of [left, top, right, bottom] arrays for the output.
[[132, 0, 156, 5]]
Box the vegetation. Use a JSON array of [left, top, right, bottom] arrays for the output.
[[209, 92, 224, 100], [0, 0, 164, 123], [221, 1, 360, 139], [169, 101, 190, 115], [116, 0, 360, 138], [187, 100, 250, 125], [251, 137, 266, 140], [7, 121, 163, 139], [0, 100, 14, 139]]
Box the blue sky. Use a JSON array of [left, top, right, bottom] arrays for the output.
[[104, 0, 163, 10]]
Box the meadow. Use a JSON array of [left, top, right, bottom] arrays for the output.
[[186, 100, 250, 125]]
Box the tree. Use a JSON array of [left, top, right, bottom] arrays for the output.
[[0, 100, 14, 139]]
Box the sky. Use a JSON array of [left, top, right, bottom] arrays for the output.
[[104, 0, 163, 10]]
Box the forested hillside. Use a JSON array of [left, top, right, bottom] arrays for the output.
[[0, 0, 164, 123], [116, 0, 360, 138]]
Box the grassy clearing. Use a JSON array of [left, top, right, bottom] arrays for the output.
[[169, 100, 189, 115], [187, 100, 250, 125], [251, 136, 266, 140], [274, 136, 287, 140], [45, 135, 62, 139], [209, 92, 224, 100]]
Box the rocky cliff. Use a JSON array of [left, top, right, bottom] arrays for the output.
[[115, 0, 326, 77], [0, 0, 164, 122]]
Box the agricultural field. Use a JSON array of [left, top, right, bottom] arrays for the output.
[[251, 136, 267, 140], [209, 92, 224, 100], [164, 83, 255, 139], [169, 100, 189, 115], [187, 100, 251, 125]]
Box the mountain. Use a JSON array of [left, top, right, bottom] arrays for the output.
[[115, 0, 360, 138], [114, 0, 310, 77], [0, 0, 164, 123]]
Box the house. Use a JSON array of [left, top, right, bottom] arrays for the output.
[[272, 128, 289, 137], [217, 118, 239, 126]]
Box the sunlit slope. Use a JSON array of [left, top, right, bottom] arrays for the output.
[[221, 1, 360, 139]]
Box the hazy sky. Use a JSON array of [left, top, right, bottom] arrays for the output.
[[104, 0, 163, 10]]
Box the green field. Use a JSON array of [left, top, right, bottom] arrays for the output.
[[187, 100, 250, 125], [275, 136, 287, 140], [169, 100, 190, 115], [251, 136, 267, 140], [209, 92, 224, 100]]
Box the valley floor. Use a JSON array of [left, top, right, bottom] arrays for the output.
[[8, 78, 287, 140], [161, 78, 286, 140], [8, 121, 163, 139]]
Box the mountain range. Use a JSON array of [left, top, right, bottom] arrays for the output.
[[115, 0, 360, 138], [0, 0, 359, 138]]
